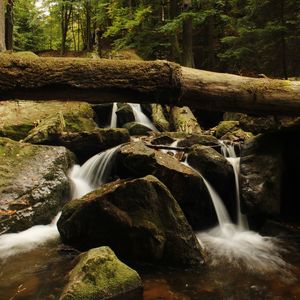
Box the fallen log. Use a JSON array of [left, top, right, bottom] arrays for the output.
[[1, 53, 300, 115]]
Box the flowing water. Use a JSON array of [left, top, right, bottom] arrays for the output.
[[69, 145, 121, 198], [110, 102, 118, 128], [127, 103, 158, 131], [220, 140, 249, 229], [0, 142, 299, 299]]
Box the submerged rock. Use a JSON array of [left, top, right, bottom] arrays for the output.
[[116, 142, 217, 229], [0, 138, 73, 233], [58, 175, 205, 268], [60, 246, 143, 300]]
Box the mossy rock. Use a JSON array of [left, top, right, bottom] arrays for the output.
[[215, 121, 239, 139], [0, 137, 73, 233], [221, 128, 254, 143], [0, 101, 94, 141], [123, 122, 152, 135], [58, 175, 205, 268], [60, 246, 143, 300]]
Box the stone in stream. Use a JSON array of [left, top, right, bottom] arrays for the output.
[[58, 175, 205, 268], [115, 142, 217, 229], [187, 145, 236, 218], [0, 137, 73, 233], [123, 122, 152, 135], [115, 103, 135, 127], [60, 246, 143, 300], [240, 134, 283, 217]]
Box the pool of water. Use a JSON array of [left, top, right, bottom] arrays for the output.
[[0, 238, 299, 300]]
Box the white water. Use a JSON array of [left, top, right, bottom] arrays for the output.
[[128, 103, 158, 131], [0, 213, 60, 260], [161, 139, 180, 156], [110, 102, 118, 128], [220, 141, 249, 229], [183, 160, 232, 228], [69, 145, 121, 199], [0, 146, 120, 259], [185, 146, 293, 279]]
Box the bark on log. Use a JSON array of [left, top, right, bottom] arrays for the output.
[[171, 106, 202, 134], [1, 53, 300, 115], [151, 104, 171, 131]]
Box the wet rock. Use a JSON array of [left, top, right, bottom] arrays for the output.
[[223, 112, 278, 134], [60, 246, 143, 300], [240, 134, 283, 217], [187, 145, 235, 217], [58, 175, 205, 268], [150, 104, 171, 132], [215, 121, 240, 139], [116, 142, 217, 229], [123, 122, 152, 136], [0, 137, 73, 233], [115, 103, 135, 127], [221, 128, 254, 143], [23, 111, 130, 163]]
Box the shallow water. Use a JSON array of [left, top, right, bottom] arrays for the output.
[[0, 236, 299, 300]]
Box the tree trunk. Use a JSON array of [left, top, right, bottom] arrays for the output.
[[171, 106, 202, 134], [169, 0, 181, 63], [5, 0, 13, 51], [0, 0, 6, 51], [85, 0, 92, 52], [182, 0, 194, 68], [1, 54, 300, 116]]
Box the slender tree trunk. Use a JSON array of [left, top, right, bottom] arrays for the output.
[[182, 1, 194, 68], [0, 0, 6, 51], [71, 10, 77, 51], [61, 2, 73, 55], [207, 14, 216, 70], [280, 0, 288, 79], [169, 0, 181, 62], [85, 0, 92, 51], [5, 0, 13, 51]]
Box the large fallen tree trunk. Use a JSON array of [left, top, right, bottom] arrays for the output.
[[1, 54, 300, 115]]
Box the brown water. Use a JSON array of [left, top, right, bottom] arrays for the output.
[[0, 240, 299, 300]]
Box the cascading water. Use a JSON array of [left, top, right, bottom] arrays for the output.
[[128, 103, 158, 131], [69, 145, 121, 199], [220, 140, 249, 229], [0, 146, 121, 259], [0, 213, 61, 260], [110, 102, 157, 131], [184, 156, 294, 280], [110, 102, 118, 128]]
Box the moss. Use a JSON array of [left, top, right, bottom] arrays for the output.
[[215, 121, 240, 138], [242, 78, 291, 95], [0, 123, 34, 140], [61, 247, 142, 300]]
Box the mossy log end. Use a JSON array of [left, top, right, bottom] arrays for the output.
[[1, 54, 300, 115]]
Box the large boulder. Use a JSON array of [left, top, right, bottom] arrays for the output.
[[0, 138, 73, 233], [116, 142, 217, 229], [115, 103, 135, 127], [240, 134, 283, 218], [123, 122, 152, 136], [58, 175, 205, 268], [60, 246, 143, 300], [187, 145, 235, 219]]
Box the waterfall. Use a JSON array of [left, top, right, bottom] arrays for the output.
[[220, 141, 249, 229], [69, 145, 121, 199], [0, 213, 60, 260], [161, 139, 180, 155], [185, 151, 293, 278], [110, 102, 118, 128], [0, 146, 121, 259]]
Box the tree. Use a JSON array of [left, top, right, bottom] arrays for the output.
[[5, 0, 13, 50], [0, 0, 5, 51]]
